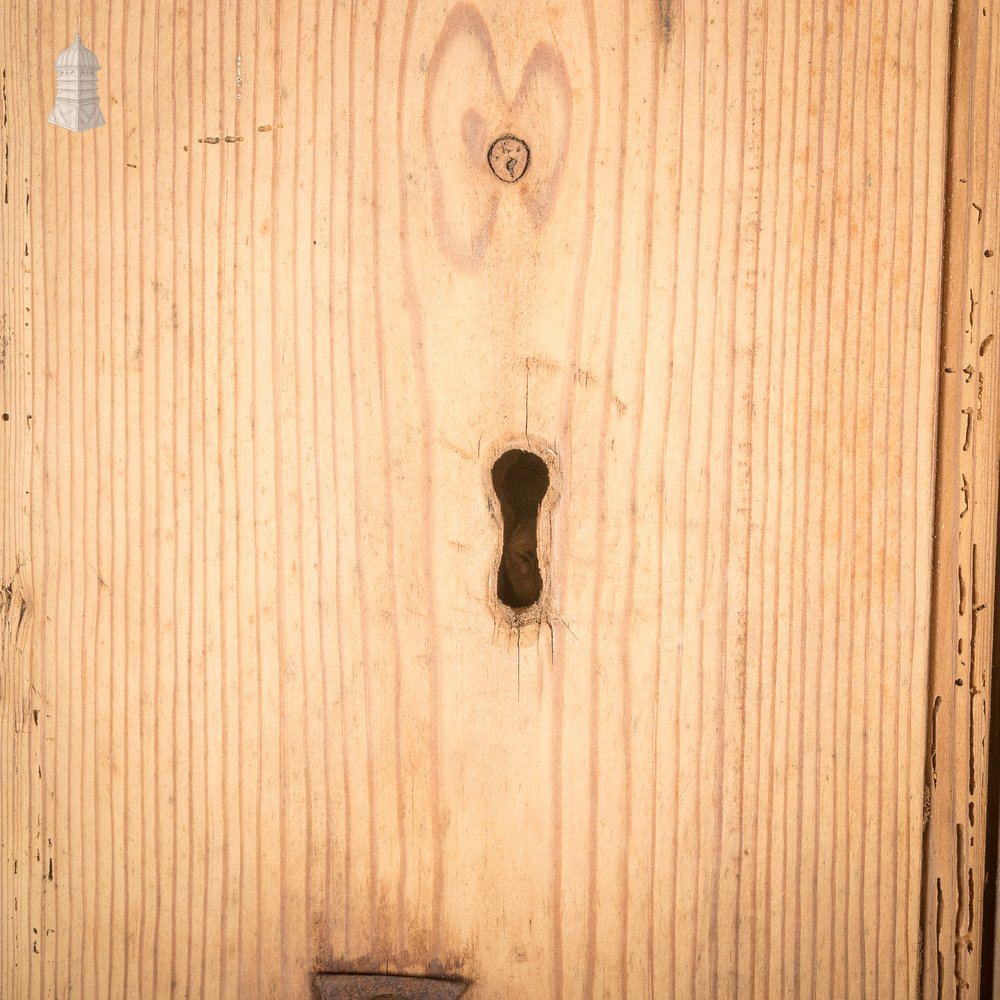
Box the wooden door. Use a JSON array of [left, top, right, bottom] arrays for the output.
[[2, 2, 999, 998]]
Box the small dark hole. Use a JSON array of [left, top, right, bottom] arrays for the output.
[[491, 449, 549, 609]]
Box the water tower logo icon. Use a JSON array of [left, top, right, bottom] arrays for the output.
[[48, 25, 106, 133]]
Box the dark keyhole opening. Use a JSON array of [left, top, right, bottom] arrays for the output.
[[491, 449, 550, 609]]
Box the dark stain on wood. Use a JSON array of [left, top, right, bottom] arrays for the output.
[[657, 0, 674, 42], [314, 973, 468, 1000]]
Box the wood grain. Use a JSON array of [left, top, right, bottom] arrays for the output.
[[922, 4, 1000, 999], [0, 1, 953, 998]]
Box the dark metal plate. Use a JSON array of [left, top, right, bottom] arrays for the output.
[[314, 973, 468, 1000]]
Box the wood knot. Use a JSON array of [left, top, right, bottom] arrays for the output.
[[488, 134, 530, 183], [423, 3, 572, 268]]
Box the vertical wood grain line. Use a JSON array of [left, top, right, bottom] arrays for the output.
[[245, 4, 268, 993], [818, 4, 857, 996], [791, 4, 829, 996], [706, 2, 742, 995], [734, 3, 768, 994], [396, 0, 444, 959], [327, 5, 354, 960], [836, 9, 867, 994], [1, 0, 35, 995], [665, 10, 690, 996], [550, 0, 601, 994], [293, 0, 322, 960], [367, 0, 410, 956], [862, 7, 890, 993], [167, 1, 184, 985], [616, 0, 661, 990], [29, 0, 40, 971], [876, 9, 901, 986], [582, 0, 623, 994], [59, 3, 74, 990], [323, 0, 350, 953], [154, 1, 171, 990], [641, 0, 667, 991], [21, 5, 38, 996], [36, 1, 50, 992], [43, 10, 58, 993], [716, 0, 757, 989], [344, 0, 380, 947], [848, 7, 876, 993], [367, 0, 409, 956], [884, 6, 915, 994], [904, 10, 931, 991], [176, 3, 194, 984], [183, 3, 210, 991], [786, 4, 815, 992], [758, 0, 795, 991], [266, 1, 293, 990], [217, 0, 237, 988], [652, 8, 686, 996], [777, 4, 811, 992], [104, 5, 120, 995], [297, 0, 323, 974], [902, 13, 933, 998], [80, 7, 93, 991], [149, 1, 163, 986], [869, 9, 892, 995], [119, 0, 133, 987], [679, 4, 709, 993], [744, 0, 780, 988], [91, 2, 107, 992]]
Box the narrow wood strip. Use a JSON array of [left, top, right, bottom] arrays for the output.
[[923, 3, 1000, 999]]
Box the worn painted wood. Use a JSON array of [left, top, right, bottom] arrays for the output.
[[0, 2, 953, 998], [922, 3, 1000, 999]]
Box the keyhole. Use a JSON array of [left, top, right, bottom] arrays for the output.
[[491, 449, 549, 609]]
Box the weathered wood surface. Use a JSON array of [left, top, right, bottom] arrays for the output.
[[922, 3, 1000, 999], [0, 2, 953, 998]]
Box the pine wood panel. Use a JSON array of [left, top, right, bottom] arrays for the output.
[[0, 2, 951, 998], [922, 3, 1000, 999]]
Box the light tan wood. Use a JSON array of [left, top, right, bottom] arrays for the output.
[[0, 2, 954, 998], [922, 3, 1000, 998]]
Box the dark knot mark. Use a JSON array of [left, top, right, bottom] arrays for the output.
[[488, 134, 530, 183]]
